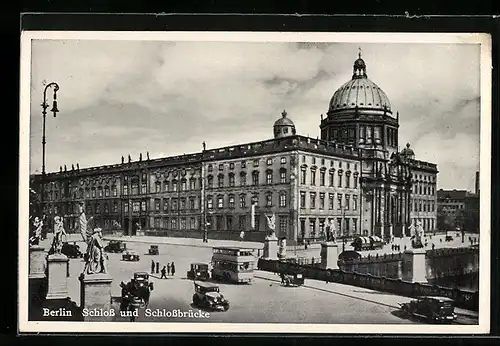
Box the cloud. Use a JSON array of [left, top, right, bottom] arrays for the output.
[[27, 40, 481, 191]]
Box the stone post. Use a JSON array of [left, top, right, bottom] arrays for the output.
[[320, 242, 340, 270], [402, 248, 427, 283], [278, 237, 287, 260], [45, 253, 69, 300], [29, 245, 47, 317], [29, 245, 46, 280], [263, 234, 278, 260], [79, 273, 113, 321]]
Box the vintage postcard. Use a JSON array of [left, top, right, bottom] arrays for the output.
[[19, 31, 491, 334]]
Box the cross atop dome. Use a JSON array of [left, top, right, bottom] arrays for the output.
[[281, 109, 287, 118], [358, 47, 362, 59]]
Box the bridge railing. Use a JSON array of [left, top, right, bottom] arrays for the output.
[[257, 258, 479, 312]]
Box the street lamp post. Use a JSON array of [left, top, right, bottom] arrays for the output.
[[40, 82, 60, 215], [342, 205, 348, 252]]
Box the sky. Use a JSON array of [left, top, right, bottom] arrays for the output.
[[28, 39, 481, 191]]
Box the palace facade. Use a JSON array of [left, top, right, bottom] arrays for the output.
[[30, 54, 438, 244]]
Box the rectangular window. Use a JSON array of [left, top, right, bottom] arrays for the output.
[[300, 192, 306, 208], [219, 164, 224, 171], [164, 181, 169, 192], [239, 194, 246, 208], [301, 169, 306, 185], [92, 189, 96, 198], [171, 199, 178, 211], [229, 195, 235, 209], [229, 162, 234, 170], [180, 198, 186, 210], [189, 197, 195, 210], [266, 193, 273, 207], [96, 204, 100, 213], [171, 218, 177, 230], [311, 170, 316, 186], [329, 172, 334, 186], [329, 193, 334, 210], [345, 175, 350, 188], [345, 195, 350, 210], [113, 202, 118, 213], [229, 174, 235, 187], [310, 192, 316, 209], [280, 170, 287, 183], [226, 216, 233, 230], [207, 177, 213, 189], [163, 199, 169, 212], [241, 161, 246, 168], [337, 194, 343, 210], [353, 195, 358, 211], [338, 174, 343, 188], [353, 175, 358, 189], [240, 174, 247, 187], [155, 182, 161, 193], [217, 196, 224, 209], [98, 188, 103, 198], [181, 180, 187, 191], [253, 159, 259, 167], [279, 216, 288, 235], [105, 187, 110, 197], [132, 201, 140, 212], [141, 183, 147, 194], [124, 203, 129, 213], [309, 219, 316, 238], [155, 199, 160, 211], [267, 158, 273, 165], [319, 193, 325, 210], [280, 157, 286, 164], [190, 179, 196, 190], [172, 181, 178, 192], [320, 171, 325, 186], [141, 201, 146, 211], [180, 218, 186, 230], [154, 218, 161, 228], [190, 217, 196, 229], [207, 196, 213, 209], [252, 172, 259, 185], [239, 215, 246, 230], [279, 192, 287, 207]]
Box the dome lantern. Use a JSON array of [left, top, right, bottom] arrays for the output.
[[273, 109, 296, 138], [353, 47, 367, 79]]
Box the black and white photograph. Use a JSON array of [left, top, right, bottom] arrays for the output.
[[19, 31, 491, 334]]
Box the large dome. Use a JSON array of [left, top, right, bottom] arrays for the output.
[[328, 55, 391, 113]]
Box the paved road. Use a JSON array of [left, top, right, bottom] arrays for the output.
[[40, 237, 476, 325]]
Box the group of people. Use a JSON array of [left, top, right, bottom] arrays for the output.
[[151, 260, 176, 279]]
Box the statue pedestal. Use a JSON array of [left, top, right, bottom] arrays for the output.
[[263, 235, 278, 260], [45, 253, 69, 300], [402, 249, 427, 283], [29, 245, 46, 280], [278, 238, 287, 260], [320, 242, 340, 270], [79, 273, 113, 322]]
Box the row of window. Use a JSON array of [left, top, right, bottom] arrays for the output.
[[207, 157, 288, 172], [412, 200, 436, 213], [413, 184, 436, 196], [206, 169, 288, 188], [206, 192, 288, 209], [301, 155, 357, 170], [44, 185, 119, 201], [300, 168, 358, 188], [299, 191, 358, 211]]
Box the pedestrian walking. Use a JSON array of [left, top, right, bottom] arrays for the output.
[[167, 263, 171, 276], [156, 261, 159, 274], [151, 260, 155, 274], [161, 266, 167, 279], [171, 262, 176, 276]]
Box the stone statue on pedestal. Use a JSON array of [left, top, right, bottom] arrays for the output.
[[29, 216, 43, 247], [79, 203, 107, 275], [326, 218, 337, 242], [265, 213, 277, 239], [410, 221, 424, 249], [50, 215, 67, 254]]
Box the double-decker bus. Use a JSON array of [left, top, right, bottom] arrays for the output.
[[211, 247, 256, 284]]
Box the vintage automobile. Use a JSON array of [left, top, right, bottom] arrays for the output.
[[120, 272, 154, 312], [192, 281, 230, 311], [280, 272, 304, 287], [148, 245, 159, 255], [104, 240, 126, 253], [445, 235, 454, 242], [48, 242, 83, 258], [187, 263, 210, 281], [399, 296, 457, 323], [122, 250, 140, 261], [351, 236, 384, 251]]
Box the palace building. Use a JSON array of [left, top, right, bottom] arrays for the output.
[[30, 53, 438, 244]]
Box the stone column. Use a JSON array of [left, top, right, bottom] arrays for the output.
[[79, 273, 114, 321], [45, 253, 70, 300], [262, 234, 278, 260], [402, 248, 427, 283], [320, 242, 339, 270]]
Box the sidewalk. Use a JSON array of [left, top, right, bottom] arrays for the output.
[[255, 271, 478, 319], [102, 234, 264, 250]]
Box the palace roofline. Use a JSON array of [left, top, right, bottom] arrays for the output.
[[33, 135, 437, 180]]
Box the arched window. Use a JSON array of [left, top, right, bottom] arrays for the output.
[[172, 179, 178, 192], [104, 186, 110, 197], [207, 175, 213, 189], [217, 174, 224, 188], [91, 187, 96, 198], [155, 181, 161, 193], [181, 178, 187, 191], [228, 194, 235, 208], [239, 194, 246, 208], [112, 185, 117, 197], [228, 173, 235, 187], [239, 172, 247, 186], [104, 203, 109, 213], [217, 195, 224, 209]]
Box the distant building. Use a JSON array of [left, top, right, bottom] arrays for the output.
[[30, 53, 438, 244], [437, 187, 479, 233]]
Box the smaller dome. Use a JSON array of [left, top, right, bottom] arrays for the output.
[[354, 57, 366, 69], [273, 110, 296, 138], [400, 143, 415, 157]]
